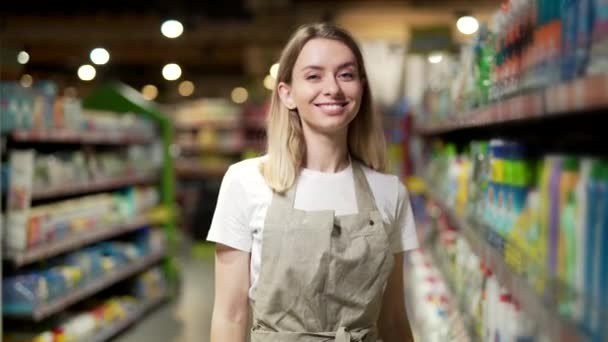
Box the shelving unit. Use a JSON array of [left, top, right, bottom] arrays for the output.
[[5, 249, 166, 322], [416, 74, 608, 135], [11, 129, 153, 145], [32, 174, 159, 201], [425, 188, 587, 342], [4, 216, 152, 267], [92, 292, 168, 342], [1, 82, 178, 339]]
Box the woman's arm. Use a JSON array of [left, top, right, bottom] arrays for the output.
[[210, 243, 251, 342], [378, 252, 415, 342]]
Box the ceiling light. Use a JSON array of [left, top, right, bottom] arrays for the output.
[[269, 63, 280, 79], [162, 63, 182, 81], [161, 20, 184, 39], [231, 87, 248, 104], [78, 64, 96, 81], [263, 75, 275, 90], [20, 74, 33, 88], [457, 15, 479, 35], [178, 80, 195, 97], [17, 51, 30, 64], [428, 53, 443, 64], [142, 84, 159, 100], [90, 48, 110, 65]]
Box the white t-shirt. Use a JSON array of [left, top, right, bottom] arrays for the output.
[[207, 156, 418, 299]]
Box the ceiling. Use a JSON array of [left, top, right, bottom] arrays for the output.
[[1, 0, 500, 102]]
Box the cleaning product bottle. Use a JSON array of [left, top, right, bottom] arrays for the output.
[[588, 0, 608, 74], [582, 160, 602, 336], [548, 156, 563, 286], [557, 157, 580, 316], [576, 0, 595, 76], [596, 161, 608, 342], [573, 158, 592, 321], [562, 0, 580, 81]]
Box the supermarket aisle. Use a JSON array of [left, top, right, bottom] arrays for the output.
[[116, 241, 215, 342]]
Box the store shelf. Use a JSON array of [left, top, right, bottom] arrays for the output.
[[5, 250, 166, 322], [427, 190, 587, 342], [11, 130, 153, 145], [174, 161, 229, 178], [416, 74, 608, 135], [92, 293, 168, 342], [178, 142, 244, 155], [4, 216, 152, 267], [426, 246, 479, 341], [174, 120, 241, 131], [32, 173, 159, 201]]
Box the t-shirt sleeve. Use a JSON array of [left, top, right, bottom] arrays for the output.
[[206, 165, 253, 252], [390, 182, 419, 253]]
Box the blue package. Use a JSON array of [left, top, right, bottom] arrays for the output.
[[562, 0, 580, 81], [41, 268, 67, 301], [2, 273, 45, 314], [576, 0, 595, 76]]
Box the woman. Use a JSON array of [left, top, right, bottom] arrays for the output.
[[208, 22, 418, 341]]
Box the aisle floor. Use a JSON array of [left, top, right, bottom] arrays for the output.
[[116, 242, 215, 342]]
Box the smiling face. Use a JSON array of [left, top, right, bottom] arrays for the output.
[[278, 38, 364, 136]]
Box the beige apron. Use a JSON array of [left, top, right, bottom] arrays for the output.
[[251, 162, 395, 342]]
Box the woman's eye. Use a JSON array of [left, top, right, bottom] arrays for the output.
[[339, 73, 355, 80], [306, 74, 320, 80]]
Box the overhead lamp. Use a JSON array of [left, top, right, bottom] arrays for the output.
[[269, 63, 280, 79], [17, 51, 30, 64], [78, 64, 96, 81], [90, 48, 110, 65], [428, 53, 443, 64], [20, 74, 33, 88], [457, 15, 479, 35], [178, 80, 195, 96], [263, 75, 275, 90], [162, 63, 182, 81], [142, 84, 159, 100], [161, 20, 184, 39], [231, 87, 248, 104]]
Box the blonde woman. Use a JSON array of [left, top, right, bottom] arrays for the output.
[[208, 23, 418, 341]]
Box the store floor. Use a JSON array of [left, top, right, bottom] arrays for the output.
[[116, 240, 215, 342]]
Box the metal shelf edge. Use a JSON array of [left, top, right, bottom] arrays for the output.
[[2, 250, 166, 321], [5, 217, 151, 267], [31, 174, 159, 200]]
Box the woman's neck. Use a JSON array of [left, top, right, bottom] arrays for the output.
[[303, 130, 350, 173]]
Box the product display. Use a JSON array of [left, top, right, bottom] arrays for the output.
[[3, 267, 168, 342], [1, 79, 174, 340], [412, 190, 545, 341], [418, 0, 608, 128]]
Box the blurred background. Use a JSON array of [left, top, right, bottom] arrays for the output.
[[1, 0, 607, 341]]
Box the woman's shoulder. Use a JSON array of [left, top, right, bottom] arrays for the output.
[[224, 155, 270, 193]]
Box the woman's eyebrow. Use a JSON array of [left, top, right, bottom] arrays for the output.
[[300, 62, 357, 72]]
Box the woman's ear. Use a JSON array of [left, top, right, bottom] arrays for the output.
[[277, 82, 297, 110]]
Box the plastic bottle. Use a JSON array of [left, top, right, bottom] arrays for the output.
[[573, 159, 592, 320], [562, 0, 580, 81]]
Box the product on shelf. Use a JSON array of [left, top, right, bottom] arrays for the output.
[[418, 0, 608, 127], [0, 81, 156, 137], [413, 197, 542, 341], [422, 139, 608, 340], [2, 229, 164, 316], [3, 267, 168, 342], [3, 186, 160, 252]]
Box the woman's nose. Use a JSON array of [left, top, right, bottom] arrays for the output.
[[323, 76, 343, 96]]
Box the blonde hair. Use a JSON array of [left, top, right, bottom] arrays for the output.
[[260, 22, 387, 193]]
